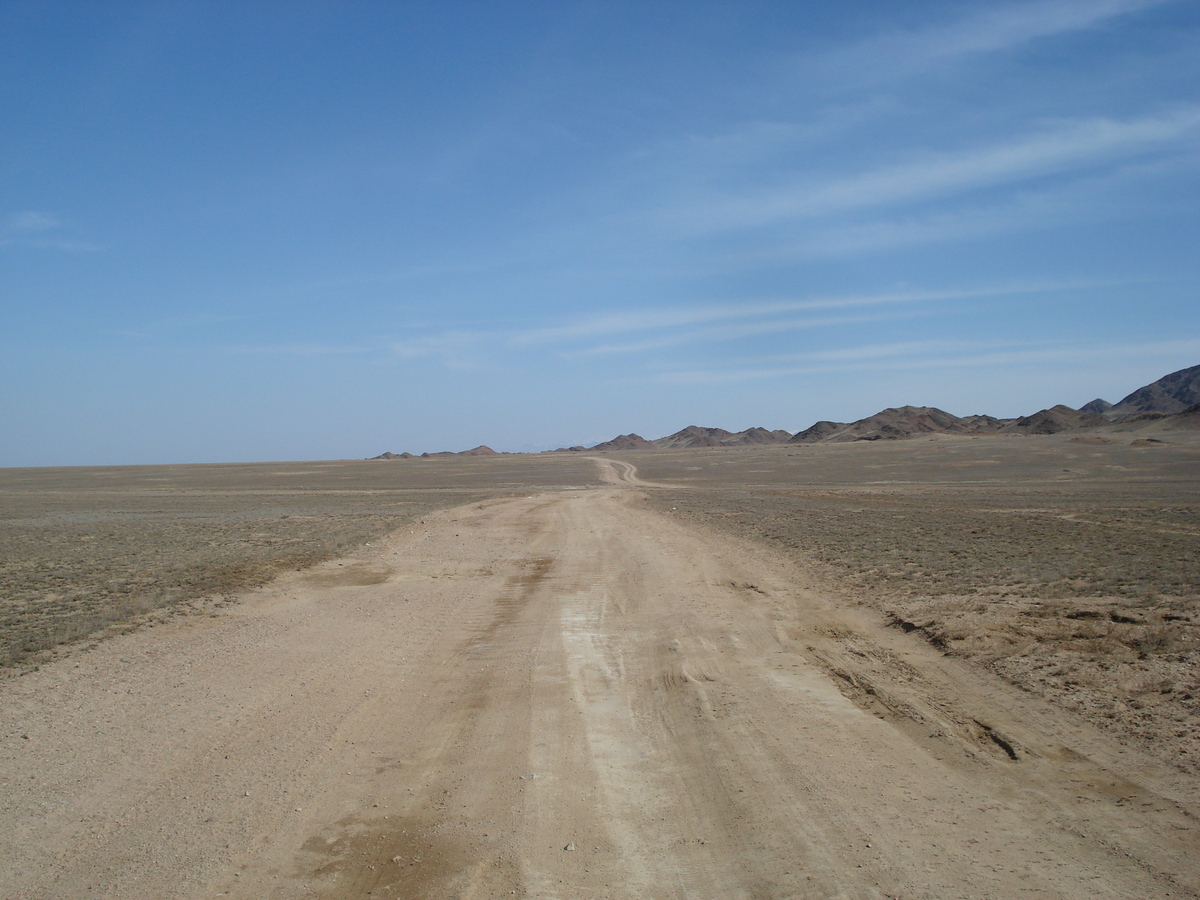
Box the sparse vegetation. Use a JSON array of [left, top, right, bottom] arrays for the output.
[[0, 455, 598, 666], [0, 503, 418, 664], [635, 434, 1200, 772]]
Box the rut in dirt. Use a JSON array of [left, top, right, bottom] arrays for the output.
[[1, 467, 1197, 900], [282, 480, 1200, 900]]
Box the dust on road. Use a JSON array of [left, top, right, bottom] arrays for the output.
[[2, 464, 1197, 898]]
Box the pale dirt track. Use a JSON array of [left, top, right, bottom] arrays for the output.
[[2, 463, 1198, 899]]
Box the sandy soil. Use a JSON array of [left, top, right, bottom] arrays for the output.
[[0, 455, 597, 665], [2, 454, 1197, 898], [630, 434, 1200, 777]]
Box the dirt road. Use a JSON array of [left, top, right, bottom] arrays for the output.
[[2, 466, 1197, 899]]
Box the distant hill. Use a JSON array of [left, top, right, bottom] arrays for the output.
[[1002, 405, 1105, 435], [776, 366, 1198, 446], [789, 406, 972, 443], [652, 425, 731, 448], [740, 427, 794, 444], [1080, 398, 1113, 415], [1106, 363, 1200, 419], [1169, 402, 1200, 429], [782, 404, 1107, 443], [789, 420, 843, 443], [418, 445, 501, 459], [1111, 402, 1200, 433], [652, 425, 792, 449], [590, 433, 656, 451], [369, 445, 501, 460], [370, 362, 1200, 458], [959, 414, 1007, 431]]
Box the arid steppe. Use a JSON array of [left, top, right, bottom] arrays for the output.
[[1, 434, 1198, 898], [0, 455, 598, 667], [631, 432, 1200, 777]]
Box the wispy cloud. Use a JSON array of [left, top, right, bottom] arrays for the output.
[[656, 337, 1200, 385], [569, 311, 922, 357], [153, 313, 247, 332], [807, 0, 1172, 88], [751, 151, 1200, 260], [378, 281, 1120, 371], [6, 211, 62, 234], [2, 210, 100, 252], [770, 339, 1017, 364], [669, 109, 1200, 236], [632, 1, 1177, 214], [923, 0, 1166, 57], [516, 280, 1112, 350], [109, 313, 250, 340], [787, 207, 1034, 260], [224, 344, 372, 356], [513, 289, 938, 346], [591, 0, 1198, 277], [388, 330, 489, 370]]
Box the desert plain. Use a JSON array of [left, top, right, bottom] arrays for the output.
[[1, 432, 1198, 899]]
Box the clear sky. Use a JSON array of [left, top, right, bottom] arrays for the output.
[[2, 1, 1198, 465]]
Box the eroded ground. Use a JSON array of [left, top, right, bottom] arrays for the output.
[[631, 433, 1200, 774]]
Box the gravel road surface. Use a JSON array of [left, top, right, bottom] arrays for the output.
[[2, 461, 1196, 898]]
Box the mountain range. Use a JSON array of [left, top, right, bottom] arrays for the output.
[[371, 363, 1200, 459], [372, 445, 500, 460]]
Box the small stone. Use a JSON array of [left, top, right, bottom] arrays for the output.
[[563, 842, 575, 851]]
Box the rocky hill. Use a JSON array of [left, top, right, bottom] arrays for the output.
[[371, 445, 500, 460], [652, 426, 731, 448], [1002, 405, 1106, 435], [789, 406, 975, 443], [1106, 363, 1200, 419], [652, 425, 792, 449], [584, 363, 1198, 452], [370, 363, 1199, 458], [456, 445, 501, 457], [1080, 398, 1113, 415], [590, 433, 656, 451]]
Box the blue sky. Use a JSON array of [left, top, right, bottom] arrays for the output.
[[2, 1, 1198, 465]]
